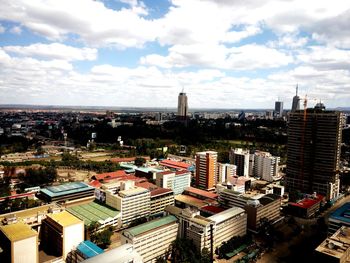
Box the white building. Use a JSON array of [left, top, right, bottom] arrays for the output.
[[252, 151, 280, 182], [229, 148, 250, 177], [156, 170, 191, 195], [121, 216, 178, 262], [217, 163, 237, 183], [106, 181, 151, 226]]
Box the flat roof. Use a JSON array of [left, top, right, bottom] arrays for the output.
[[315, 226, 350, 259], [77, 240, 104, 258], [135, 167, 164, 173], [160, 159, 191, 170], [40, 182, 94, 198], [124, 215, 177, 237], [67, 201, 120, 226], [185, 187, 218, 199], [83, 244, 142, 263], [330, 202, 350, 224], [48, 211, 83, 227], [200, 205, 225, 214], [119, 186, 149, 197], [289, 194, 323, 209], [209, 207, 245, 223], [175, 194, 212, 208], [0, 222, 37, 242]]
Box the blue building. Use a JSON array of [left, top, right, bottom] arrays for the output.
[[329, 202, 350, 234], [39, 182, 95, 202]]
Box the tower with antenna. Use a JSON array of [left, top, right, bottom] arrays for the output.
[[177, 88, 188, 120]]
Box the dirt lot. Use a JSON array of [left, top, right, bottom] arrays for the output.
[[57, 168, 96, 182]]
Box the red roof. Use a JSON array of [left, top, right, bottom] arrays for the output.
[[94, 170, 127, 181], [158, 171, 175, 176], [175, 170, 191, 176], [289, 194, 324, 209], [185, 187, 218, 200], [201, 205, 225, 214], [104, 175, 147, 183], [160, 159, 191, 170], [136, 181, 158, 190], [150, 188, 173, 197], [135, 181, 173, 197], [0, 192, 35, 202], [111, 156, 150, 163], [89, 180, 101, 188]]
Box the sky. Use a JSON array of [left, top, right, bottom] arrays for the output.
[[0, 0, 350, 109]]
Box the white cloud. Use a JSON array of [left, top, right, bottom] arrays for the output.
[[3, 43, 98, 61], [10, 25, 21, 34], [0, 24, 5, 33]]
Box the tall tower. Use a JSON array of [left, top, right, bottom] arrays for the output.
[[177, 91, 188, 119], [229, 148, 250, 177], [196, 151, 217, 190], [274, 100, 284, 118], [285, 105, 343, 201], [291, 84, 301, 112]]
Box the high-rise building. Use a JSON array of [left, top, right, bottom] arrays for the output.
[[252, 151, 280, 182], [291, 84, 300, 112], [177, 92, 188, 119], [285, 106, 343, 200], [195, 151, 217, 190], [274, 100, 284, 117], [217, 163, 237, 183], [229, 148, 250, 177]]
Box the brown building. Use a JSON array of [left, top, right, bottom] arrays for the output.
[[195, 151, 217, 190]]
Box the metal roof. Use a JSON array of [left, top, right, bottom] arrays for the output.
[[40, 182, 94, 198], [124, 215, 177, 237], [0, 222, 37, 242], [77, 240, 104, 258], [67, 201, 120, 226], [330, 202, 350, 224]]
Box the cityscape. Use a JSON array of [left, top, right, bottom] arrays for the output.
[[1, 1, 350, 263]]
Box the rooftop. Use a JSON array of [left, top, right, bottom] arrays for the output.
[[94, 170, 127, 181], [47, 211, 83, 227], [119, 186, 149, 197], [135, 181, 173, 197], [315, 226, 350, 260], [67, 201, 120, 226], [330, 202, 350, 224], [160, 159, 191, 170], [40, 182, 94, 198], [289, 194, 324, 209], [0, 222, 37, 242], [184, 187, 218, 200], [124, 215, 177, 237], [77, 240, 104, 259], [200, 205, 225, 215], [209, 207, 245, 224], [175, 194, 216, 209]]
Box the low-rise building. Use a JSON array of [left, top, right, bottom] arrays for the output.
[[315, 226, 350, 263], [0, 222, 38, 263], [66, 240, 104, 263], [41, 211, 84, 260], [39, 182, 95, 203], [288, 194, 324, 218], [82, 244, 143, 263], [329, 203, 350, 235], [121, 215, 178, 262]]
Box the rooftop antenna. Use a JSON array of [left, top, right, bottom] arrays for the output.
[[296, 84, 298, 96], [181, 86, 185, 93]]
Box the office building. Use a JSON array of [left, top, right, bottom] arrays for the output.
[[83, 244, 143, 263], [0, 222, 38, 263], [217, 163, 237, 183], [41, 211, 84, 260], [288, 193, 324, 218], [136, 181, 174, 216], [315, 226, 350, 263], [39, 182, 95, 203], [177, 92, 188, 119], [105, 181, 151, 226], [165, 206, 247, 252], [291, 85, 300, 112], [252, 151, 280, 182], [274, 100, 283, 118], [156, 170, 191, 195], [286, 107, 343, 200], [121, 216, 178, 262], [195, 151, 217, 190], [229, 148, 250, 177]]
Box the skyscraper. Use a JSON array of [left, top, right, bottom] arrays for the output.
[[291, 84, 301, 112], [274, 100, 284, 117], [229, 148, 250, 177], [177, 92, 188, 119], [285, 105, 343, 200], [195, 151, 217, 190]]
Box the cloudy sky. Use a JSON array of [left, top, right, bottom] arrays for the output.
[[0, 0, 350, 109]]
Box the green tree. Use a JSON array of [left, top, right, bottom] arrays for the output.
[[134, 157, 146, 167]]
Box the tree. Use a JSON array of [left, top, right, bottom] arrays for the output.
[[134, 157, 146, 167], [90, 226, 113, 249]]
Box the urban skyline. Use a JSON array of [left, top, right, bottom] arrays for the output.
[[0, 1, 350, 108]]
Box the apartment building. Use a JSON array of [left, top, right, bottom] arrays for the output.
[[121, 216, 178, 262], [196, 151, 217, 190], [156, 170, 191, 195]]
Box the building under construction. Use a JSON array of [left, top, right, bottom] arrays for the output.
[[286, 104, 343, 201]]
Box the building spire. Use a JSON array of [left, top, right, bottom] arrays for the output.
[[296, 84, 298, 96]]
